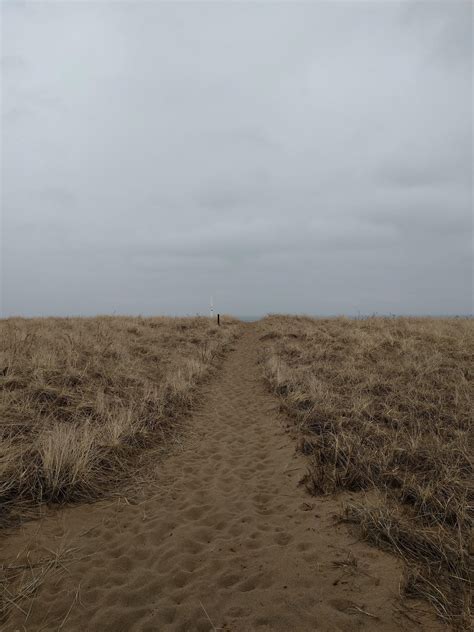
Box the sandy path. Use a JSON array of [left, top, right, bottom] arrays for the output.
[[3, 326, 441, 632]]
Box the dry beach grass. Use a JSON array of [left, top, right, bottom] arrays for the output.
[[0, 316, 239, 523], [260, 315, 473, 628]]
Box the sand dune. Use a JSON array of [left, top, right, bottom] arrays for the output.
[[1, 325, 443, 631]]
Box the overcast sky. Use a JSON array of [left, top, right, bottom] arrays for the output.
[[1, 1, 472, 317]]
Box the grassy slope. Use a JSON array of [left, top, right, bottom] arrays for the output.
[[0, 316, 240, 522], [259, 315, 473, 628]]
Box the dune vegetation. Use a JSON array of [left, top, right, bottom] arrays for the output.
[[0, 316, 239, 526], [260, 315, 473, 628]]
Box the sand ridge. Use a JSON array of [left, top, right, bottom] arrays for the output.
[[2, 325, 442, 631]]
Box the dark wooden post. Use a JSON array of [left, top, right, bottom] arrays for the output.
[[217, 314, 220, 326]]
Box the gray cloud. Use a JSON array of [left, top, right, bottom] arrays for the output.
[[1, 1, 472, 317], [402, 1, 472, 67], [1, 54, 28, 75]]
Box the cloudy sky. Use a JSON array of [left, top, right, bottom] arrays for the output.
[[1, 1, 472, 317]]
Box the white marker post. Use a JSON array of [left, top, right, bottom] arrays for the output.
[[210, 296, 214, 320]]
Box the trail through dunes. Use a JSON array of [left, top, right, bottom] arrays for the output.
[[1, 326, 443, 631]]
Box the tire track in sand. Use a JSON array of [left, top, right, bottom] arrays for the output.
[[2, 325, 442, 631]]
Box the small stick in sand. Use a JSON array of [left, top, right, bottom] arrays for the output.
[[348, 605, 379, 619], [58, 583, 81, 630], [199, 600, 223, 631]]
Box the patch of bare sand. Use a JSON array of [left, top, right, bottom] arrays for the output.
[[1, 326, 443, 631]]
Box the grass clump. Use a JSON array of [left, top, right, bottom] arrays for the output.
[[260, 315, 473, 628]]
